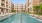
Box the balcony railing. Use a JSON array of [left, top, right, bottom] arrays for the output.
[[1, 0, 5, 2]]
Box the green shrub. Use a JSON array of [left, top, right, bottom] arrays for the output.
[[11, 10, 16, 12]]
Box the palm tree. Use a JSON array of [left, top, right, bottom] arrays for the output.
[[39, 3, 42, 14]]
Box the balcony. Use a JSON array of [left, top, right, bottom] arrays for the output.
[[6, 0, 8, 2], [6, 5, 8, 8], [1, 0, 5, 4], [1, 0, 5, 2], [6, 1, 8, 5], [1, 3, 5, 7]]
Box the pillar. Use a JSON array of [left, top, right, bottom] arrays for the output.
[[0, 9, 1, 14]]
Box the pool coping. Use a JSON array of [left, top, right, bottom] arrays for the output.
[[29, 14, 42, 22], [0, 12, 16, 22]]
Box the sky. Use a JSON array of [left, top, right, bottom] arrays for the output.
[[11, 0, 26, 4]]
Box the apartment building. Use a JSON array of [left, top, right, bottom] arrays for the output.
[[25, 0, 33, 12], [0, 0, 11, 14], [32, 0, 39, 6], [39, 0, 42, 4], [32, 0, 42, 6], [32, 0, 42, 13], [11, 3, 14, 12], [14, 4, 26, 12], [14, 4, 18, 12]]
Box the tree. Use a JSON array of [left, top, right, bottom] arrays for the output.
[[11, 10, 16, 12], [33, 5, 40, 13], [39, 3, 42, 14], [33, 3, 42, 15]]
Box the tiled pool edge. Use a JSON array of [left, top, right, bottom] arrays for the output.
[[24, 13, 42, 22], [29, 14, 42, 22]]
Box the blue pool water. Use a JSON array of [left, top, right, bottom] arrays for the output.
[[0, 13, 42, 23]]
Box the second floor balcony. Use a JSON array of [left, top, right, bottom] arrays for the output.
[[1, 3, 5, 7], [1, 0, 5, 4], [6, 1, 8, 5]]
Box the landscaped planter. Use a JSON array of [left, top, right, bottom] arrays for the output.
[[0, 12, 1, 14]]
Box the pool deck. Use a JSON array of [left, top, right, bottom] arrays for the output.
[[29, 14, 42, 22], [0, 13, 13, 16], [0, 12, 15, 21]]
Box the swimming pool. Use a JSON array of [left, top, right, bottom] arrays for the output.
[[0, 13, 42, 23]]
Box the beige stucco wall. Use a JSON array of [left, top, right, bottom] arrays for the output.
[[32, 0, 40, 6]]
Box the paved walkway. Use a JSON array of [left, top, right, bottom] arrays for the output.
[[0, 13, 14, 21], [29, 14, 42, 21]]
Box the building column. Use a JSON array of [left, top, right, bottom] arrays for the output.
[[0, 9, 1, 14], [8, 10, 11, 13], [0, 0, 1, 6]]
